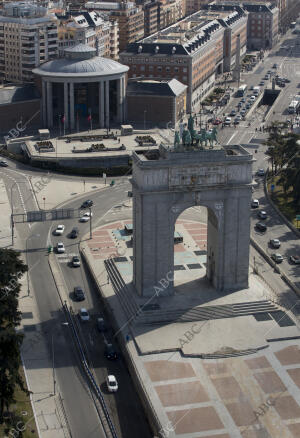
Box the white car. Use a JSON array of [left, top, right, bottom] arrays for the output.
[[250, 96, 256, 102], [80, 212, 93, 222], [79, 308, 90, 322], [251, 199, 259, 208], [106, 375, 118, 392], [72, 256, 81, 267], [55, 224, 65, 235], [56, 242, 65, 253], [224, 117, 231, 126]]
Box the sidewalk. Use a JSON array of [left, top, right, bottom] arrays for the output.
[[0, 177, 70, 438]]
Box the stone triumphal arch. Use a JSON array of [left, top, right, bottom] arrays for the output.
[[131, 141, 254, 297]]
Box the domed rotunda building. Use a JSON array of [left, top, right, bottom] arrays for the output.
[[33, 44, 129, 130]]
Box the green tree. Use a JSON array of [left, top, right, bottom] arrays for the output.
[[0, 248, 28, 424]]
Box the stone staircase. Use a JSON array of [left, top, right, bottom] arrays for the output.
[[104, 258, 139, 324], [137, 300, 279, 325]]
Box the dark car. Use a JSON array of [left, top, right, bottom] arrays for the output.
[[97, 317, 107, 332], [104, 343, 118, 360], [81, 200, 93, 208], [0, 160, 8, 167], [255, 222, 267, 232], [74, 286, 85, 301], [290, 255, 300, 265], [70, 227, 79, 238]]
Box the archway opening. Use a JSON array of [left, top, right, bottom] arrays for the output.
[[173, 205, 219, 301]]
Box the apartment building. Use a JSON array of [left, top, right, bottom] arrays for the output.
[[120, 7, 246, 112], [142, 0, 159, 37], [243, 3, 279, 50], [58, 11, 119, 59], [0, 2, 58, 83], [85, 1, 144, 52], [158, 0, 185, 30]]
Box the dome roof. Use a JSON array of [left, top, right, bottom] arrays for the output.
[[33, 44, 128, 78]]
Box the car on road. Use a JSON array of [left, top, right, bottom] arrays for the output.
[[290, 255, 300, 265], [257, 168, 265, 176], [271, 253, 283, 263], [74, 286, 85, 301], [245, 103, 250, 109], [283, 78, 291, 83], [255, 222, 267, 232], [104, 343, 118, 360], [70, 227, 79, 238], [79, 307, 89, 321], [241, 97, 246, 103], [251, 199, 259, 208], [264, 74, 269, 80], [234, 118, 240, 125], [272, 63, 277, 68], [230, 109, 236, 116], [250, 95, 256, 102], [80, 212, 93, 222], [250, 85, 254, 90], [240, 108, 246, 116], [55, 224, 65, 235], [97, 317, 107, 332], [237, 101, 242, 108], [56, 242, 65, 253], [267, 70, 272, 74], [270, 239, 281, 249], [72, 256, 80, 267], [106, 375, 118, 393], [259, 81, 265, 86], [257, 210, 267, 220], [0, 160, 8, 167], [235, 115, 242, 121], [81, 200, 93, 208], [212, 118, 222, 125], [224, 117, 231, 126]]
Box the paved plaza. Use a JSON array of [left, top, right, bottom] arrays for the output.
[[81, 217, 300, 438]]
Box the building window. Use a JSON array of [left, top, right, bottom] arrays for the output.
[[140, 65, 145, 71], [166, 67, 170, 72], [183, 67, 187, 72], [157, 66, 162, 71], [149, 65, 153, 71]]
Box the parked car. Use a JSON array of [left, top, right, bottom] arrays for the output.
[[259, 81, 265, 86], [225, 117, 231, 126], [257, 210, 267, 219], [56, 242, 65, 253], [250, 85, 254, 90], [74, 286, 85, 301], [250, 96, 256, 102], [290, 255, 300, 265], [246, 103, 250, 109], [255, 222, 267, 232], [234, 118, 240, 125], [257, 168, 265, 176], [240, 108, 246, 116], [79, 307, 89, 321], [80, 212, 93, 222], [106, 375, 118, 393], [70, 227, 79, 239], [72, 256, 80, 267], [283, 78, 291, 83], [81, 200, 93, 208], [55, 224, 65, 235], [251, 199, 259, 208], [97, 317, 107, 332], [270, 239, 281, 249], [241, 97, 246, 103], [104, 343, 118, 360], [271, 253, 283, 263], [0, 160, 8, 167]]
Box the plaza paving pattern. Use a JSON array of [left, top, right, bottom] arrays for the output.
[[85, 219, 300, 437], [144, 344, 300, 437]]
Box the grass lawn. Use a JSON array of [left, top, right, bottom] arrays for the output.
[[0, 367, 38, 438], [267, 176, 300, 228]]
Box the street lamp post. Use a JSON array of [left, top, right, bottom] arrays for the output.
[[26, 234, 40, 296], [89, 206, 93, 240]]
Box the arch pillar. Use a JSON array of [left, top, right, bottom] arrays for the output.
[[69, 82, 75, 130], [46, 81, 53, 128], [105, 80, 109, 128], [42, 79, 47, 127], [63, 82, 69, 130]]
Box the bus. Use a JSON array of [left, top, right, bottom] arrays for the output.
[[288, 100, 299, 114], [237, 84, 247, 97]]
